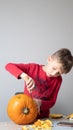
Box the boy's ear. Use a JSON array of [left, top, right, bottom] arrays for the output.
[[47, 56, 51, 62]]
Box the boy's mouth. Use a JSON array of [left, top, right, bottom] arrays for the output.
[[47, 73, 59, 77], [47, 73, 53, 77]]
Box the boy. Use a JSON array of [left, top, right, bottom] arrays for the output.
[[5, 48, 73, 118]]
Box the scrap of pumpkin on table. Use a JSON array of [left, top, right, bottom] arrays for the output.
[[22, 119, 52, 130]]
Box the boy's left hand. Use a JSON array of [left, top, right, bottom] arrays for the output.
[[33, 98, 42, 114]]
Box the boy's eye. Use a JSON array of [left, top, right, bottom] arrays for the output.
[[52, 67, 56, 70]]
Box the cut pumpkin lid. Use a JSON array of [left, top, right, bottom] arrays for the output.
[[49, 113, 63, 118]]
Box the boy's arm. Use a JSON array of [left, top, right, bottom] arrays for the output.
[[5, 63, 36, 92], [5, 63, 27, 78], [41, 98, 56, 110], [20, 73, 29, 81]]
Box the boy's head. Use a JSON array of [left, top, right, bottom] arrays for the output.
[[51, 48, 73, 74]]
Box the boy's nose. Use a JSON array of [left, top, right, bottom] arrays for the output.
[[54, 72, 60, 76]]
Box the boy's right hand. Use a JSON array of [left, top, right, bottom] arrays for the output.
[[20, 73, 36, 93]]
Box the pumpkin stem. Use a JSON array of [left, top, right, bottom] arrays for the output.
[[23, 107, 29, 114]]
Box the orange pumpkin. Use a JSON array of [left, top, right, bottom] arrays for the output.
[[7, 94, 38, 125]]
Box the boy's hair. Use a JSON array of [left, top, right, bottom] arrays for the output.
[[51, 48, 73, 73]]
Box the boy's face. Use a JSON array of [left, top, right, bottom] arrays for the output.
[[45, 56, 65, 77]]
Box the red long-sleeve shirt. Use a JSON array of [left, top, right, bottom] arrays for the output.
[[5, 63, 62, 118]]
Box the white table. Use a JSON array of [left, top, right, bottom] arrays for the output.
[[0, 118, 73, 130]]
